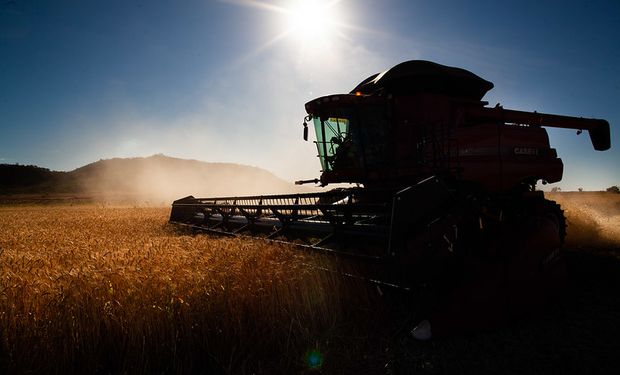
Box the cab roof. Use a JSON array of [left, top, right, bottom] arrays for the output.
[[350, 60, 493, 100]]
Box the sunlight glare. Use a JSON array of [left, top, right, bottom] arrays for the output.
[[225, 0, 366, 66], [284, 0, 339, 48]]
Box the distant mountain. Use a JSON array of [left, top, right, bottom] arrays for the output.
[[0, 155, 305, 201]]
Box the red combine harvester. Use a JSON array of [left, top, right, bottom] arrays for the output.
[[170, 61, 611, 337]]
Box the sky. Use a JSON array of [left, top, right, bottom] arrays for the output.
[[1, 0, 619, 190]]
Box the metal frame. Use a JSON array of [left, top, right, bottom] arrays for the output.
[[170, 190, 393, 260]]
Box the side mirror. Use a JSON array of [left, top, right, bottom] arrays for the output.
[[302, 115, 312, 141]]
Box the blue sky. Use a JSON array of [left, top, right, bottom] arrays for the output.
[[1, 0, 618, 190]]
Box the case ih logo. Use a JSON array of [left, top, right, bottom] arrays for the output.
[[514, 147, 539, 155]]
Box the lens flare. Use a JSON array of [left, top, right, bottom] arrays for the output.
[[305, 348, 324, 369]]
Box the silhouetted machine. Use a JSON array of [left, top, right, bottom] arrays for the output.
[[170, 61, 611, 335]]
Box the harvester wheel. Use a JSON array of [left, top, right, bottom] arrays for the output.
[[424, 197, 567, 338], [504, 198, 567, 315]]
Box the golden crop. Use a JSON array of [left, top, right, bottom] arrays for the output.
[[0, 205, 361, 373], [1, 193, 618, 373], [548, 192, 620, 248]]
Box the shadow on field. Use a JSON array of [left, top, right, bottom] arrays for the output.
[[2, 246, 619, 374], [314, 194, 620, 374], [379, 247, 620, 375]]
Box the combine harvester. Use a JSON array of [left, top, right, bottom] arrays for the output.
[[170, 61, 610, 337]]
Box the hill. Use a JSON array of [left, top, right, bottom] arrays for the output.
[[0, 164, 70, 195], [0, 155, 304, 202]]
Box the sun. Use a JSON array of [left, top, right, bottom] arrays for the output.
[[222, 0, 373, 65], [284, 0, 339, 46], [224, 0, 349, 54]]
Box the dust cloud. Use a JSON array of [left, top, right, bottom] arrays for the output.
[[65, 155, 620, 248], [73, 155, 313, 205], [547, 192, 620, 248]]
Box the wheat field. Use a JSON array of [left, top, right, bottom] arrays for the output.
[[1, 195, 620, 374], [0, 205, 385, 374]]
